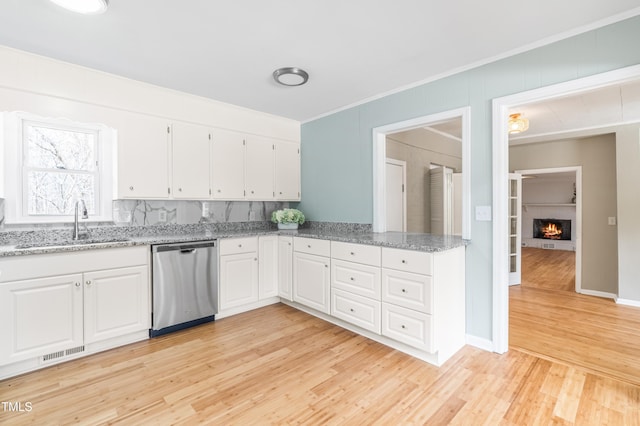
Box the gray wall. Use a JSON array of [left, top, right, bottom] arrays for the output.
[[510, 134, 618, 294], [386, 128, 461, 233]]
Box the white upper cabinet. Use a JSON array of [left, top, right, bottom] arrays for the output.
[[245, 136, 275, 200], [274, 141, 300, 201], [171, 122, 211, 199], [116, 114, 170, 199], [210, 128, 245, 200]]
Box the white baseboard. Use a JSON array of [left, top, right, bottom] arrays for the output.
[[616, 298, 640, 308], [578, 289, 617, 300], [465, 334, 493, 352]]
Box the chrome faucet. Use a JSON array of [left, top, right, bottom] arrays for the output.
[[73, 199, 89, 240]]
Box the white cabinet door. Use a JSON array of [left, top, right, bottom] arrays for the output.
[[278, 236, 293, 301], [171, 122, 211, 199], [0, 274, 84, 365], [293, 252, 330, 314], [210, 128, 245, 200], [258, 236, 279, 299], [116, 114, 170, 199], [245, 136, 274, 200], [274, 141, 300, 201], [219, 252, 259, 310], [83, 266, 149, 345]]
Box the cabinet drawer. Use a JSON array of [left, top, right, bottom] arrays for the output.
[[381, 303, 434, 353], [331, 241, 381, 266], [382, 269, 433, 313], [294, 237, 330, 257], [381, 247, 432, 275], [331, 289, 381, 334], [220, 237, 258, 255], [331, 259, 380, 300]]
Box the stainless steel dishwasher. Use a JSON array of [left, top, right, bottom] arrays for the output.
[[150, 240, 218, 337]]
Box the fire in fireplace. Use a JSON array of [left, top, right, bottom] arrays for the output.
[[533, 218, 571, 240]]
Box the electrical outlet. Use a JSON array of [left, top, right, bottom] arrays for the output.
[[249, 211, 256, 221], [158, 211, 167, 222], [202, 203, 210, 217], [608, 217, 616, 226]]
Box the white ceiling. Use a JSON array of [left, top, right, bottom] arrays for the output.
[[509, 80, 640, 144], [0, 1, 639, 122]]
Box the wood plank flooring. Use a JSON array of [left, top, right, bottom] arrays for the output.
[[511, 247, 640, 385], [2, 303, 640, 425]]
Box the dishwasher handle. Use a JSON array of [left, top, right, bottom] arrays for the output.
[[152, 240, 217, 253]]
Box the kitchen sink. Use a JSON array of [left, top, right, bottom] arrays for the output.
[[14, 237, 131, 250]]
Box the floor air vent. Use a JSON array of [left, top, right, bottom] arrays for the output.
[[41, 346, 85, 364]]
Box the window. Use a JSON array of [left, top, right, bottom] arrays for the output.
[[3, 113, 114, 224]]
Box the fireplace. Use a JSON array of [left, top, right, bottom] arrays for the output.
[[533, 218, 571, 240]]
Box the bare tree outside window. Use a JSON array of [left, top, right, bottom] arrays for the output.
[[24, 122, 99, 216]]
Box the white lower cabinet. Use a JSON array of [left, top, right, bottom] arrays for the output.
[[0, 247, 150, 379], [219, 238, 259, 311], [84, 266, 149, 345], [0, 274, 84, 365], [381, 303, 434, 352], [258, 236, 279, 299], [277, 236, 293, 301], [293, 251, 330, 314], [331, 289, 381, 333]]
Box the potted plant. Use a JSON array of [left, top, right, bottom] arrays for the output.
[[272, 208, 305, 230]]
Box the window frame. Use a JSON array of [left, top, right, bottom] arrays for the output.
[[3, 112, 114, 224]]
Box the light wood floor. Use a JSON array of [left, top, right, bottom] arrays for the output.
[[2, 303, 640, 425], [511, 247, 640, 385]]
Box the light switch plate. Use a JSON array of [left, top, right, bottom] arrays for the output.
[[608, 217, 617, 225], [475, 206, 492, 221], [249, 211, 256, 221]]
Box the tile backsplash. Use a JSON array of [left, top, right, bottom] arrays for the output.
[[0, 199, 288, 230], [112, 200, 288, 226]]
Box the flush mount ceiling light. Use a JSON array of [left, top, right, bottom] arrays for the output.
[[508, 113, 530, 134], [273, 67, 309, 86], [49, 0, 109, 14]]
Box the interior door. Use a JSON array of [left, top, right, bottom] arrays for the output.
[[385, 159, 406, 232], [509, 173, 522, 285]]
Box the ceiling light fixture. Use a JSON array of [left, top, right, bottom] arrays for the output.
[[508, 113, 529, 134], [49, 0, 109, 14], [273, 67, 309, 86]]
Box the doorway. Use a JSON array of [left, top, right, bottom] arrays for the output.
[[492, 64, 640, 353], [514, 167, 582, 292]]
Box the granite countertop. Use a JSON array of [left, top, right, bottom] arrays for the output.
[[0, 228, 469, 258]]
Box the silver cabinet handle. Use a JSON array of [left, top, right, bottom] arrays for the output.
[[129, 186, 134, 191], [401, 325, 406, 329], [350, 308, 355, 312], [86, 280, 92, 286], [178, 188, 183, 192], [307, 244, 311, 248], [401, 260, 407, 264], [217, 189, 221, 193], [238, 244, 242, 248], [350, 277, 355, 281], [350, 252, 355, 255], [75, 282, 81, 287], [401, 289, 406, 293]]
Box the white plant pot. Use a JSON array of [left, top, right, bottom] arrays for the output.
[[277, 223, 299, 230]]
